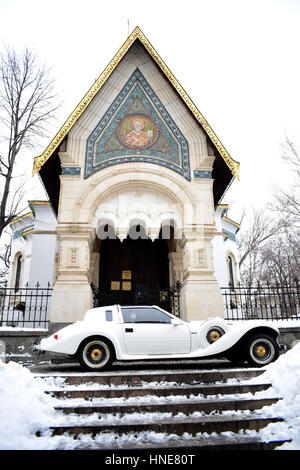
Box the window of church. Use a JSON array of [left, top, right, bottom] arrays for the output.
[[14, 254, 22, 291], [228, 254, 236, 290]]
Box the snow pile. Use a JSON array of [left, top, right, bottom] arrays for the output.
[[249, 341, 300, 449], [0, 360, 57, 450]]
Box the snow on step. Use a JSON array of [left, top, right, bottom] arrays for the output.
[[33, 364, 289, 450]]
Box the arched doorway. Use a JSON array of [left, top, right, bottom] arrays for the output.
[[98, 225, 171, 308]]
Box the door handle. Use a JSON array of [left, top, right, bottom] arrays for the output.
[[125, 328, 134, 333]]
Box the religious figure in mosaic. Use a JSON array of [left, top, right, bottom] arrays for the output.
[[88, 71, 189, 177], [117, 114, 159, 149], [124, 118, 151, 148]]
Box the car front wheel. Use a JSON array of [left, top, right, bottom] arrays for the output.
[[78, 337, 114, 371], [245, 334, 279, 367]]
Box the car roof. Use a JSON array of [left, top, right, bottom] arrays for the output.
[[121, 305, 158, 308]]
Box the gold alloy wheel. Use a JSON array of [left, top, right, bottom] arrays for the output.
[[210, 331, 220, 342], [82, 340, 111, 369], [249, 338, 275, 364], [91, 348, 102, 360], [206, 327, 225, 344], [256, 345, 267, 357]]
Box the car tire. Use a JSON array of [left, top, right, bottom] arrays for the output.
[[245, 334, 279, 367], [78, 337, 114, 371]]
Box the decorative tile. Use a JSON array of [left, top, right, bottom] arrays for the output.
[[223, 229, 236, 242], [61, 167, 81, 176], [84, 68, 190, 180], [194, 170, 212, 179], [13, 225, 34, 240]]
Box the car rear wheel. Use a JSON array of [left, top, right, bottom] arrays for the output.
[[245, 334, 279, 367], [78, 337, 114, 371]]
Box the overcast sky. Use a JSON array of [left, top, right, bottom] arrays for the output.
[[1, 0, 300, 221]]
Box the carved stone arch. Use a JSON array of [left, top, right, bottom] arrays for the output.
[[95, 217, 117, 241], [128, 217, 148, 241], [159, 215, 182, 239], [75, 167, 196, 228]]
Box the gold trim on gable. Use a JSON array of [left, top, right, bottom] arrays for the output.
[[22, 228, 34, 237], [32, 27, 240, 180], [28, 200, 51, 207], [222, 216, 241, 229], [9, 212, 34, 226]]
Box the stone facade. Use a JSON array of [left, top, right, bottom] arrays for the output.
[[48, 41, 227, 322], [14, 28, 241, 325]]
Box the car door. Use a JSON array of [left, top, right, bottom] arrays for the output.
[[121, 307, 191, 355]]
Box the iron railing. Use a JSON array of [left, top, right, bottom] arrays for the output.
[[0, 283, 52, 329], [222, 279, 300, 321], [91, 281, 182, 317], [3, 280, 299, 328]]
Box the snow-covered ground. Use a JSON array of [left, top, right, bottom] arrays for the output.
[[0, 343, 300, 450]]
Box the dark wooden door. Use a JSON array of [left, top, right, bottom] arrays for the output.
[[99, 237, 169, 305]]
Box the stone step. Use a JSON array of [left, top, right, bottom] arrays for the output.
[[59, 436, 290, 451], [48, 382, 271, 400], [34, 364, 290, 450], [5, 355, 36, 364], [54, 397, 278, 415], [47, 414, 283, 437], [35, 367, 264, 386], [48, 358, 248, 370]]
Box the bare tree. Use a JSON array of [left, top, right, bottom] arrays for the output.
[[273, 137, 300, 227], [0, 46, 58, 238], [237, 207, 288, 271], [259, 231, 300, 285], [237, 139, 300, 285], [0, 232, 11, 286]]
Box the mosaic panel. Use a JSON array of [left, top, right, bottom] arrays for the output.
[[194, 170, 212, 179], [223, 229, 236, 242], [13, 225, 34, 240], [85, 68, 190, 180], [61, 167, 81, 176]]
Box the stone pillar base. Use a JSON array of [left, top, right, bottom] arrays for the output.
[[50, 281, 93, 323], [180, 278, 224, 321]]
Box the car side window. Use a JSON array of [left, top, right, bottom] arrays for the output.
[[105, 310, 113, 321], [122, 307, 172, 324]]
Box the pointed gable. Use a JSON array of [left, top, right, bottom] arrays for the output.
[[33, 27, 239, 213], [85, 68, 190, 180]]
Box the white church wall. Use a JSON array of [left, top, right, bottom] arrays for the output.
[[8, 213, 34, 289], [8, 203, 57, 289], [213, 208, 228, 287], [213, 207, 241, 288], [27, 203, 57, 287]]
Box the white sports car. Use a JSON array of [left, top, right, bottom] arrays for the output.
[[37, 305, 281, 370]]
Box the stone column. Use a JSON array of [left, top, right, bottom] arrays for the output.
[[179, 226, 224, 321], [168, 251, 184, 285], [50, 223, 94, 323]]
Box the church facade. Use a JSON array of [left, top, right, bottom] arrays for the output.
[[10, 28, 240, 324]]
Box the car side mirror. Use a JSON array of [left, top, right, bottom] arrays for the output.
[[171, 318, 181, 326]]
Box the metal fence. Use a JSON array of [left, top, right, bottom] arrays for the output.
[[2, 280, 299, 328], [0, 283, 52, 329], [222, 280, 300, 321], [91, 281, 182, 317]]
